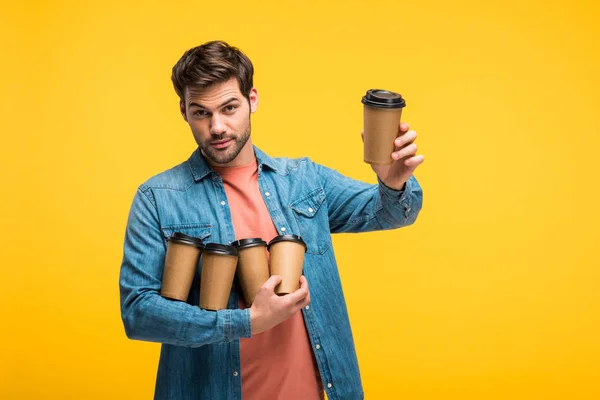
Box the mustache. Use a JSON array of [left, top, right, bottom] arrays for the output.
[[209, 133, 235, 141]]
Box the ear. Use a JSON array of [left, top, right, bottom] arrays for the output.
[[180, 100, 188, 122], [249, 88, 258, 114]]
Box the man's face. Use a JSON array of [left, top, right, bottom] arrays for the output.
[[181, 78, 258, 165]]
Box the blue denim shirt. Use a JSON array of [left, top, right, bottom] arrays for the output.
[[119, 146, 423, 400]]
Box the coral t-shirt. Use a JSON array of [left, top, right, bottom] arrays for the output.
[[213, 159, 323, 400]]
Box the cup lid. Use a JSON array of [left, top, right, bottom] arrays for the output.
[[168, 232, 205, 249], [231, 238, 267, 250], [267, 234, 307, 252], [361, 89, 406, 109], [203, 243, 239, 257]]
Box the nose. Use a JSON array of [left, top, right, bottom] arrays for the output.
[[210, 114, 227, 136]]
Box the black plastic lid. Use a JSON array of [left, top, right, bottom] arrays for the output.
[[168, 232, 205, 249], [231, 238, 267, 250], [361, 89, 406, 109], [203, 243, 239, 257], [267, 234, 307, 252]]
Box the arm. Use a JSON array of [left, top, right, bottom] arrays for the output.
[[317, 121, 424, 233], [118, 188, 251, 347], [316, 165, 422, 233]]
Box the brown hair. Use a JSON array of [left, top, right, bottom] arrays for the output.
[[171, 41, 254, 105]]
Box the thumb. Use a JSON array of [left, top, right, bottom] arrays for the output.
[[262, 275, 282, 292]]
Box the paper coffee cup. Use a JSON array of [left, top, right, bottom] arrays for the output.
[[267, 235, 307, 295], [161, 232, 205, 301], [362, 89, 406, 165], [232, 238, 269, 306], [199, 243, 239, 311]]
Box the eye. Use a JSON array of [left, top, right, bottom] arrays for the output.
[[224, 105, 237, 113], [193, 109, 209, 117]]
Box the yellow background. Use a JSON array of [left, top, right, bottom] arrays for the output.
[[1, 0, 599, 398]]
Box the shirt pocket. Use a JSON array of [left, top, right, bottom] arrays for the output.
[[160, 223, 213, 246], [290, 188, 332, 255]]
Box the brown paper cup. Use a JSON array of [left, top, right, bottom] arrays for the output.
[[161, 233, 204, 301], [267, 235, 307, 295], [362, 89, 406, 165], [363, 106, 403, 165], [199, 243, 239, 311], [232, 238, 269, 306]]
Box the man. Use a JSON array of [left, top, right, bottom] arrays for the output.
[[119, 40, 423, 400]]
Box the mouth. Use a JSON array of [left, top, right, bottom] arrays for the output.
[[210, 138, 233, 149]]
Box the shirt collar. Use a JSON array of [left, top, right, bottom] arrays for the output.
[[187, 145, 278, 182]]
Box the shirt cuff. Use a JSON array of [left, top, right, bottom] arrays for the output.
[[378, 176, 410, 200], [378, 176, 416, 216], [221, 308, 252, 342]]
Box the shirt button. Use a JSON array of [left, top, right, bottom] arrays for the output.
[[233, 371, 239, 377], [281, 227, 286, 232], [265, 192, 270, 197], [327, 383, 332, 388], [305, 305, 310, 310], [308, 207, 314, 213], [220, 201, 226, 206], [315, 344, 320, 350]]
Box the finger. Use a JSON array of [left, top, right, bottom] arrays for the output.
[[299, 275, 308, 288], [296, 291, 311, 309], [262, 275, 282, 291], [392, 143, 417, 160], [298, 276, 310, 297], [295, 278, 310, 308], [287, 289, 309, 307], [395, 130, 417, 148], [286, 278, 309, 304], [399, 122, 410, 133], [404, 154, 425, 168]]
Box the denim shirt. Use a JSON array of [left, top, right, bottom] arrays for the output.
[[119, 146, 423, 400]]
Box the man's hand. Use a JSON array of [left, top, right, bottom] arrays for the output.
[[362, 122, 425, 190], [249, 275, 310, 334]]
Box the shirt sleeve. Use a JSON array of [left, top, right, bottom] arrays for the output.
[[118, 187, 252, 347], [314, 163, 423, 233]]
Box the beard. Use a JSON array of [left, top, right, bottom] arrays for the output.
[[198, 121, 251, 165]]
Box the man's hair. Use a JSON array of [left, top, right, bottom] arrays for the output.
[[171, 41, 254, 105]]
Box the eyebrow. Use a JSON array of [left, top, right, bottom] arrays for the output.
[[187, 97, 240, 110]]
